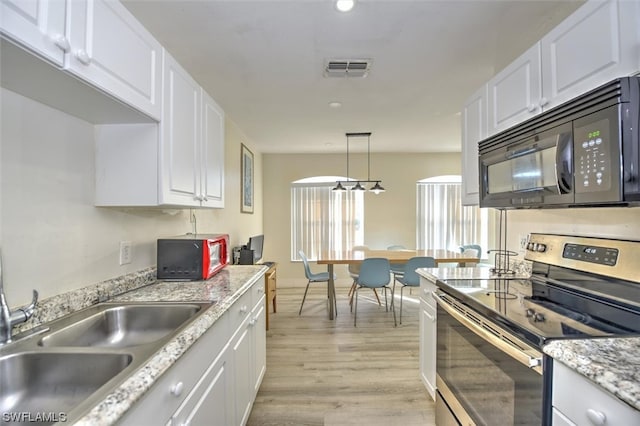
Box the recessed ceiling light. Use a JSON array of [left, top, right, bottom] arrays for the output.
[[328, 101, 342, 108], [335, 0, 355, 12]]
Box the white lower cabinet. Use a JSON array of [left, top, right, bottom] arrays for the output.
[[232, 294, 266, 426], [169, 347, 233, 426], [419, 275, 437, 400], [552, 361, 640, 425], [120, 279, 266, 426]]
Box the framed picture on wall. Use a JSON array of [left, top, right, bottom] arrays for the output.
[[241, 143, 254, 213]]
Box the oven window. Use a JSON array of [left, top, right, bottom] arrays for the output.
[[437, 304, 542, 425]]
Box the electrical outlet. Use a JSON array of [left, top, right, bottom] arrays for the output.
[[119, 241, 132, 265]]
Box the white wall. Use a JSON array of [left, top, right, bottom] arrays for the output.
[[506, 208, 640, 258], [0, 88, 263, 306]]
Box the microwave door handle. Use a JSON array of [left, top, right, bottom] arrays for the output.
[[555, 133, 573, 194], [505, 146, 537, 160], [433, 292, 543, 374]]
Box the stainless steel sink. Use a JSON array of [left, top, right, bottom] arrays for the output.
[[0, 301, 212, 424], [39, 303, 203, 348], [0, 351, 132, 425]]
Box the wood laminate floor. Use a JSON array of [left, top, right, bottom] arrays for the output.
[[247, 278, 435, 426]]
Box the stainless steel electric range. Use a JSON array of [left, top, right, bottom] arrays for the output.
[[433, 233, 640, 426]]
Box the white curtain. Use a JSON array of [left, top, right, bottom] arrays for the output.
[[417, 177, 493, 258], [291, 179, 364, 261]]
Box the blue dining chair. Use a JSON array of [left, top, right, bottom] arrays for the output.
[[394, 256, 436, 324], [347, 246, 381, 309], [353, 258, 396, 327], [298, 250, 338, 315], [387, 244, 407, 281]]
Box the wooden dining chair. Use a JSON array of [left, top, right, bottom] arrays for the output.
[[353, 258, 396, 327]]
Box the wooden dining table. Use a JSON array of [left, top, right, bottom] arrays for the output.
[[316, 249, 479, 320]]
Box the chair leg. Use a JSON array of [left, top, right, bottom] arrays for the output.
[[298, 280, 311, 315], [349, 279, 357, 311], [354, 286, 358, 327], [391, 286, 397, 327], [383, 287, 388, 311], [400, 285, 404, 324], [372, 288, 381, 306]]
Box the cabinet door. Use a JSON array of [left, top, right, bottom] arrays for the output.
[[541, 0, 640, 111], [66, 0, 162, 120], [488, 43, 542, 136], [461, 85, 487, 206], [171, 348, 234, 426], [160, 51, 201, 207], [419, 302, 436, 400], [252, 298, 267, 395], [200, 90, 225, 208], [0, 0, 67, 66], [232, 317, 254, 426]]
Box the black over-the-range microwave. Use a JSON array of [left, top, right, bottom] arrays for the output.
[[479, 76, 640, 209]]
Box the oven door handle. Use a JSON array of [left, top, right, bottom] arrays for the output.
[[433, 292, 543, 374]]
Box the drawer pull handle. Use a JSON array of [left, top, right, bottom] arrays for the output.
[[170, 381, 184, 397], [586, 409, 606, 425]]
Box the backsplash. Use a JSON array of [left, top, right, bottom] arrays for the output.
[[12, 267, 156, 335]]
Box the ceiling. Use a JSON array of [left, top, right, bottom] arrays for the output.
[[122, 0, 583, 154]]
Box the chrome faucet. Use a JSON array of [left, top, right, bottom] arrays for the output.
[[0, 250, 38, 346]]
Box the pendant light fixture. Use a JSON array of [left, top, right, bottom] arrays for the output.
[[332, 132, 385, 194]]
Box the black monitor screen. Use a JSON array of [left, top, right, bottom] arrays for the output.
[[248, 234, 264, 263]]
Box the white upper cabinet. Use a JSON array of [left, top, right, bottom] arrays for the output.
[[160, 52, 201, 206], [66, 0, 162, 120], [200, 91, 225, 208], [541, 0, 640, 110], [461, 85, 487, 206], [0, 0, 68, 67], [159, 51, 225, 208], [1, 0, 161, 121], [486, 0, 640, 137], [487, 44, 542, 136]]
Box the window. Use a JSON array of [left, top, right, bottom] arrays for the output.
[[417, 175, 494, 258], [291, 177, 364, 260]]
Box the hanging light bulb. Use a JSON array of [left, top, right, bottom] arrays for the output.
[[370, 181, 385, 194]]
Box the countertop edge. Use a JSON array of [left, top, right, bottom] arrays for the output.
[[543, 337, 640, 412]]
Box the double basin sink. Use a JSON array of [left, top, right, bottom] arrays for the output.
[[0, 301, 212, 425]]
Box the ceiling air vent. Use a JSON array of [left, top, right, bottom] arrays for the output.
[[324, 59, 372, 78]]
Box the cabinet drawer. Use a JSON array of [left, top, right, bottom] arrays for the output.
[[120, 310, 229, 424], [419, 277, 437, 310], [228, 286, 254, 333], [553, 361, 640, 425]]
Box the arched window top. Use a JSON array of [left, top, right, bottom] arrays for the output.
[[293, 176, 347, 184], [417, 175, 461, 184]]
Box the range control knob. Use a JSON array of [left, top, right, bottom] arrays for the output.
[[534, 313, 546, 322], [526, 309, 535, 318], [527, 242, 536, 251], [536, 244, 547, 253]]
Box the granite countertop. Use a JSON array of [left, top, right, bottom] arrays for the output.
[[544, 337, 640, 411], [8, 265, 267, 426]]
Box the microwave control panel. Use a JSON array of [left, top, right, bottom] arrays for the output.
[[574, 118, 612, 193]]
